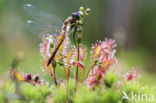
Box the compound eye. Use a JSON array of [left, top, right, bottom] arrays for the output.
[[72, 13, 76, 17], [75, 13, 81, 20], [72, 12, 81, 20]]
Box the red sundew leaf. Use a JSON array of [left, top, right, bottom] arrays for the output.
[[73, 61, 85, 69], [63, 46, 77, 68], [101, 39, 116, 51], [42, 59, 53, 72], [94, 45, 101, 58], [40, 36, 51, 59], [127, 74, 135, 81], [123, 70, 137, 81], [34, 75, 39, 83], [91, 39, 116, 62], [79, 45, 87, 62], [77, 61, 85, 69], [89, 76, 97, 85], [24, 74, 32, 81], [9, 70, 24, 82], [88, 73, 103, 88], [34, 74, 42, 84], [15, 73, 24, 81], [102, 58, 116, 70]]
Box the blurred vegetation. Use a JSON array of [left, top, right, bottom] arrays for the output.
[[0, 0, 156, 87], [0, 1, 156, 103], [0, 69, 155, 103]]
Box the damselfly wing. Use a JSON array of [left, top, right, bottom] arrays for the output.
[[23, 4, 63, 36], [24, 4, 89, 66], [24, 4, 73, 66]]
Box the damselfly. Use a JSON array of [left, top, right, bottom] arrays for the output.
[[23, 4, 90, 66]]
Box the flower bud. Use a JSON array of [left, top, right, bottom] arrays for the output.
[[84, 12, 89, 16], [52, 61, 57, 68], [86, 8, 91, 12], [50, 42, 54, 48], [76, 34, 82, 44], [34, 75, 39, 83], [25, 74, 32, 81], [80, 7, 84, 11]]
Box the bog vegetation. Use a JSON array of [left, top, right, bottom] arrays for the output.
[[0, 6, 155, 103]]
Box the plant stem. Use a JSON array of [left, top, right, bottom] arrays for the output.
[[85, 59, 95, 80], [83, 68, 85, 80], [66, 68, 70, 103], [66, 80, 69, 103], [63, 63, 68, 80], [53, 67, 57, 86], [76, 43, 80, 87], [92, 68, 93, 76], [50, 72, 55, 84], [78, 69, 82, 84], [67, 68, 70, 81]]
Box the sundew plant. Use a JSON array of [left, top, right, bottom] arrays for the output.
[[0, 5, 156, 103]]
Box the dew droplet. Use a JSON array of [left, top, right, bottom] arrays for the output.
[[26, 4, 32, 7], [27, 20, 32, 23]]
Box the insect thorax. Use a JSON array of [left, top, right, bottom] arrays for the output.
[[62, 16, 76, 33]]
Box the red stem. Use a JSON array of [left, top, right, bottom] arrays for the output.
[[85, 59, 95, 80]]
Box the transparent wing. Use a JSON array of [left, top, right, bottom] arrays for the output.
[[23, 4, 63, 35]]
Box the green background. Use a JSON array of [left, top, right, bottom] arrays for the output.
[[0, 0, 156, 85]]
